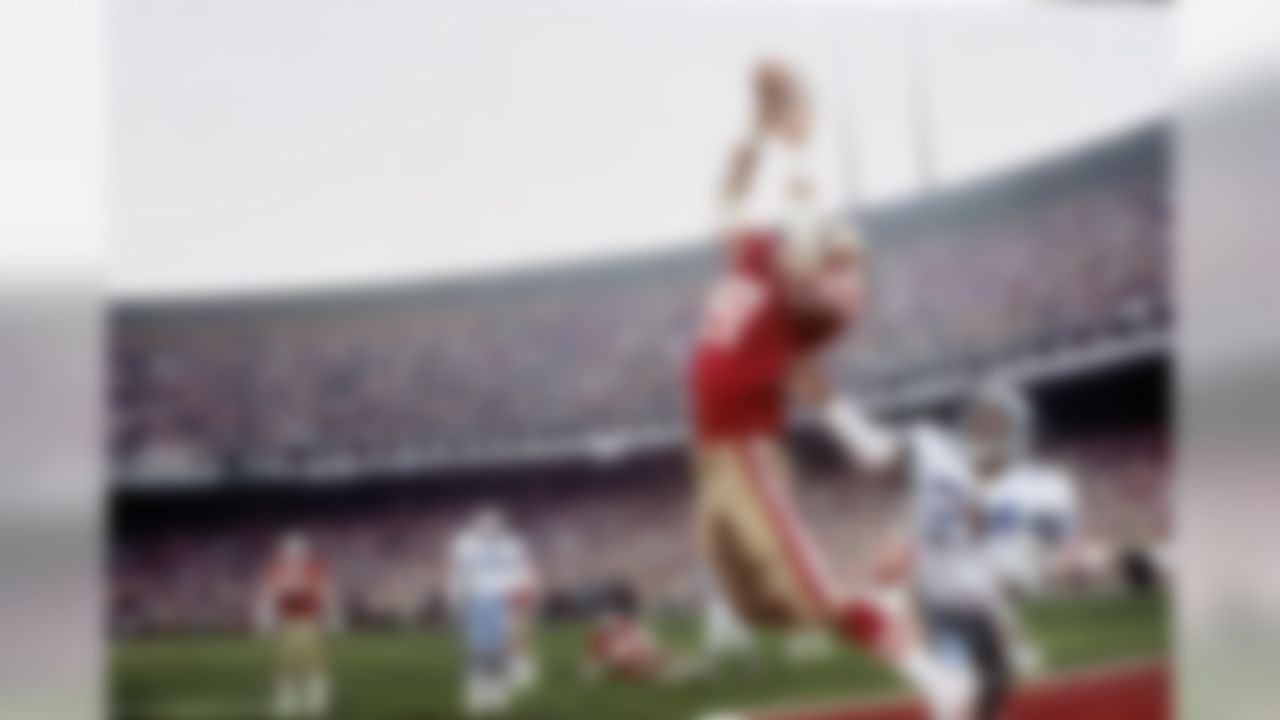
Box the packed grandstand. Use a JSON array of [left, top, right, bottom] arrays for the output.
[[112, 429, 1169, 635], [110, 124, 1172, 636]]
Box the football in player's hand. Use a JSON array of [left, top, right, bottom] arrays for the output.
[[753, 58, 809, 143], [754, 59, 797, 126]]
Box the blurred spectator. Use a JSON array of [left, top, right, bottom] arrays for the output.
[[110, 431, 1170, 635]]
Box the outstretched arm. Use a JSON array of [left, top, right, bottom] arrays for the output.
[[791, 362, 907, 478], [718, 133, 765, 239], [720, 59, 816, 243]]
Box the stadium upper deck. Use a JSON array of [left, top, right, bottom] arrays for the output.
[[112, 124, 1170, 484]]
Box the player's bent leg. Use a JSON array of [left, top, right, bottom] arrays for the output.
[[929, 607, 1011, 720], [702, 512, 805, 626], [697, 437, 974, 720], [728, 439, 976, 719], [700, 437, 896, 639], [695, 439, 822, 628]]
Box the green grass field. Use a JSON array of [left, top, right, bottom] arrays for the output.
[[113, 593, 1169, 720]]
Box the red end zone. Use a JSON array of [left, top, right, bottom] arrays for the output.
[[746, 661, 1169, 720]]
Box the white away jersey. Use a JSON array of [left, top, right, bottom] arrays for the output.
[[906, 425, 998, 610], [984, 463, 1080, 593], [447, 528, 533, 602]]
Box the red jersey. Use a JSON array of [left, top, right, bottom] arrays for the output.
[[589, 617, 658, 677], [266, 555, 330, 621], [689, 230, 853, 441]]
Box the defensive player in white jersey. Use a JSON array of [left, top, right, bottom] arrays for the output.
[[445, 508, 538, 717], [800, 375, 1054, 720], [979, 387, 1084, 599]]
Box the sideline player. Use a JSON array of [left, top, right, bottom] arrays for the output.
[[805, 376, 1067, 720], [688, 60, 972, 720], [584, 600, 705, 685], [445, 508, 537, 717], [256, 531, 340, 719]]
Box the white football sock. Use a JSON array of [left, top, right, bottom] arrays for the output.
[[303, 674, 331, 717], [898, 648, 974, 720], [272, 678, 300, 719], [465, 674, 510, 717], [513, 653, 538, 690]]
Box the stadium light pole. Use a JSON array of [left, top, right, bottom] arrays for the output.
[[831, 22, 864, 212], [902, 7, 937, 193]]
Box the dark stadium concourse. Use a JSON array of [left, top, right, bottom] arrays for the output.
[[1034, 356, 1170, 437]]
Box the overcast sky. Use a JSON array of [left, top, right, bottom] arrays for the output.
[[111, 0, 1171, 299]]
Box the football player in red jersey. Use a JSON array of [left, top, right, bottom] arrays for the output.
[[583, 602, 704, 685], [256, 531, 341, 719], [687, 60, 972, 720], [585, 607, 667, 682]]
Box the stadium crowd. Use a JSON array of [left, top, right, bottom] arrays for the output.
[[112, 129, 1170, 481], [111, 431, 1170, 635]]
